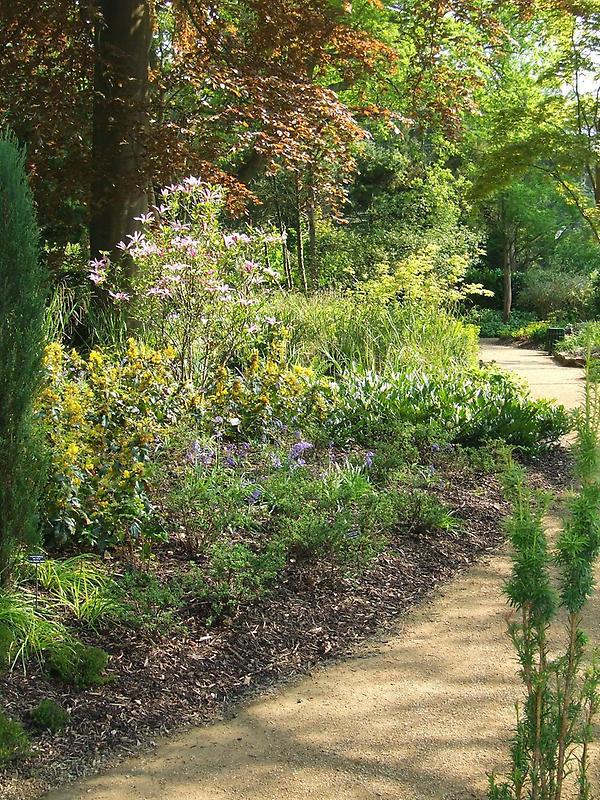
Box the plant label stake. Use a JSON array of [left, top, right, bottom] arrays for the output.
[[27, 554, 46, 610]]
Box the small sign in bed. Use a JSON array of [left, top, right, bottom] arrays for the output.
[[27, 554, 47, 564]]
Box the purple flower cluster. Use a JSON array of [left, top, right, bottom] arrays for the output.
[[289, 440, 313, 467], [223, 442, 251, 468], [186, 440, 214, 467], [247, 487, 263, 505]]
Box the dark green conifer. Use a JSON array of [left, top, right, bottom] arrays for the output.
[[0, 133, 47, 584]]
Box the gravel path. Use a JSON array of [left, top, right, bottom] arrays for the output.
[[44, 342, 591, 800]]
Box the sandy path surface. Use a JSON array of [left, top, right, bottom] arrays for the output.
[[45, 342, 590, 800]]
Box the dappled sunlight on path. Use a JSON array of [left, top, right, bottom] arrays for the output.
[[480, 338, 584, 405], [46, 342, 595, 800]]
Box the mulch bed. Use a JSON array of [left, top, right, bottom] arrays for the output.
[[0, 450, 569, 800], [553, 352, 585, 369]]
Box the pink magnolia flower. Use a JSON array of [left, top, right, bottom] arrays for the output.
[[89, 271, 106, 286], [146, 285, 172, 298], [199, 186, 222, 203], [224, 232, 251, 248], [117, 231, 146, 251], [127, 230, 146, 246], [132, 241, 160, 257], [172, 235, 199, 250], [108, 290, 131, 302], [170, 221, 191, 233], [134, 212, 155, 225]]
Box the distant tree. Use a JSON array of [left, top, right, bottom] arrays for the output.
[[472, 3, 600, 244]]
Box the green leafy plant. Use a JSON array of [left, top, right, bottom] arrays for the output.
[[275, 293, 479, 377], [509, 320, 551, 346], [45, 641, 109, 688], [199, 540, 287, 621], [30, 699, 70, 733], [463, 308, 538, 339], [489, 363, 600, 799], [0, 623, 14, 672], [520, 268, 593, 320], [39, 339, 180, 552], [109, 570, 187, 633], [326, 367, 569, 454], [18, 554, 116, 626], [0, 590, 68, 670], [556, 322, 600, 361], [164, 459, 257, 557], [0, 712, 29, 767]]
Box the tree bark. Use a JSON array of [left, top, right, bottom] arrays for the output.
[[502, 235, 515, 324], [237, 149, 266, 185], [500, 197, 515, 324], [271, 176, 293, 289], [90, 1, 152, 265], [294, 173, 308, 293], [307, 169, 318, 288]]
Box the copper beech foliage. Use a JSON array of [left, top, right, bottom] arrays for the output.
[[0, 0, 577, 233], [0, 1, 390, 226]]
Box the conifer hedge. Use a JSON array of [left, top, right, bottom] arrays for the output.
[[0, 133, 46, 583]]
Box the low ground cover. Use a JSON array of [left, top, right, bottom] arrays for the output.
[[555, 321, 600, 362], [466, 308, 556, 347]]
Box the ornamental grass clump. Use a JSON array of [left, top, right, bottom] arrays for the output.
[[489, 362, 600, 800]]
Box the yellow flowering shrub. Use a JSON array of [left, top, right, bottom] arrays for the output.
[[38, 334, 338, 552], [202, 333, 339, 433], [358, 244, 492, 306], [38, 340, 181, 551]]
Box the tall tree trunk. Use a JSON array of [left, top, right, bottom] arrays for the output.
[[294, 173, 308, 293], [307, 169, 318, 288], [90, 1, 152, 267], [271, 177, 293, 289], [502, 235, 514, 324], [500, 196, 515, 324]]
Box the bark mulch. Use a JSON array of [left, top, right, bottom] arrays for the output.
[[0, 451, 568, 800]]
